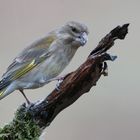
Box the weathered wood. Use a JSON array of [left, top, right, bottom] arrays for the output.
[[0, 24, 129, 140]]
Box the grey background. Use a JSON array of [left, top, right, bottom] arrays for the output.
[[0, 0, 139, 140]]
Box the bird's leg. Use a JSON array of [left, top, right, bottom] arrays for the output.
[[19, 89, 31, 105], [47, 75, 66, 82]]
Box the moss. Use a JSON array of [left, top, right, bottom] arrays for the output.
[[0, 105, 41, 140]]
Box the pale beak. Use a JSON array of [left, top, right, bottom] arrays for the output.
[[79, 32, 88, 46]]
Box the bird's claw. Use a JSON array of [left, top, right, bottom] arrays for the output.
[[55, 77, 64, 91]]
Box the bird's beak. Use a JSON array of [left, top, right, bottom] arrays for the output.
[[80, 32, 88, 46]]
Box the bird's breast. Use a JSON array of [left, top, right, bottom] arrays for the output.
[[40, 47, 75, 79]]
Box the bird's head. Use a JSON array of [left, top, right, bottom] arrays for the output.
[[58, 21, 89, 47]]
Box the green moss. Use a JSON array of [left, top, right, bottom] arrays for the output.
[[0, 105, 41, 140]]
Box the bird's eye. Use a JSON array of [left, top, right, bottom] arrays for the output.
[[71, 27, 78, 33]]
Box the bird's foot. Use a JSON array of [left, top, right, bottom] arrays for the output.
[[55, 78, 64, 91], [48, 75, 66, 91]]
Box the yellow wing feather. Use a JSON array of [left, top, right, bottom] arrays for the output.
[[0, 88, 6, 96], [12, 60, 37, 80]]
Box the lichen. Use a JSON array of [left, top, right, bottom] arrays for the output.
[[0, 104, 41, 140]]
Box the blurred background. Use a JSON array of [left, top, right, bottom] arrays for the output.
[[0, 0, 139, 140]]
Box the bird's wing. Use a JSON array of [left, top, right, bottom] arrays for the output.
[[0, 35, 56, 88]]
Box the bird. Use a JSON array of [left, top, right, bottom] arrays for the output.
[[0, 21, 89, 104]]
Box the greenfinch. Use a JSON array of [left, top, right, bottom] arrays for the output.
[[0, 21, 89, 104]]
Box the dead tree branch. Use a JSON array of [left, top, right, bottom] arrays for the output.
[[0, 24, 129, 140]]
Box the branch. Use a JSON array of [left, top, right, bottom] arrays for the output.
[[0, 24, 129, 140]]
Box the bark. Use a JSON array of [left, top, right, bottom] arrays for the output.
[[0, 24, 129, 140]]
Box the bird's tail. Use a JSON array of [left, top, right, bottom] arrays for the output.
[[0, 78, 13, 100], [0, 87, 7, 100]]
